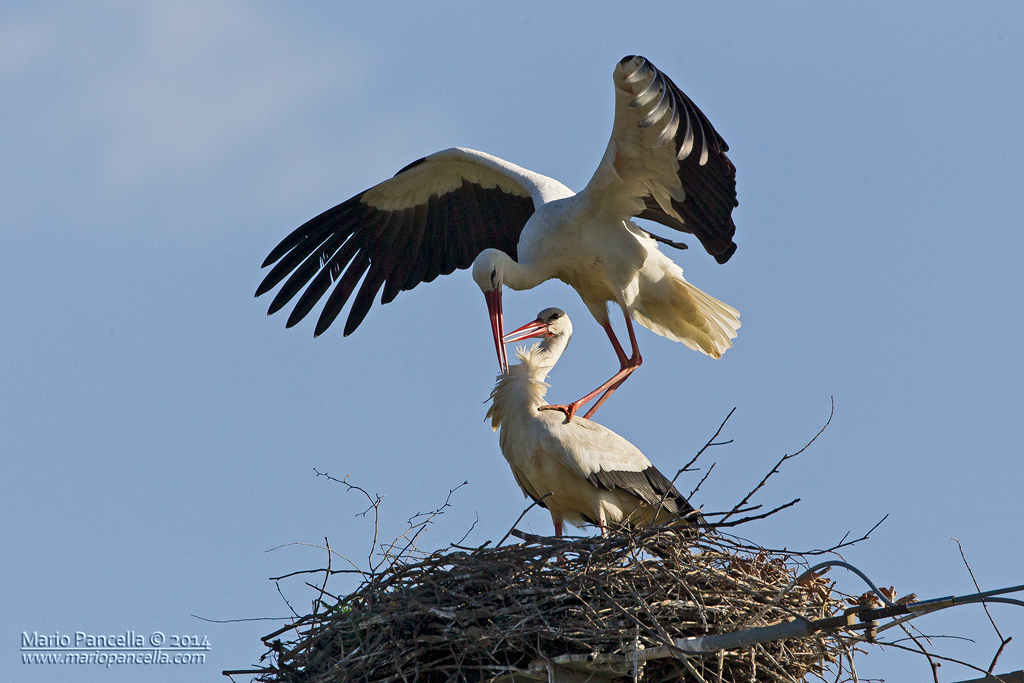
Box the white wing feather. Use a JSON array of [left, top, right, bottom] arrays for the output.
[[535, 412, 653, 481], [362, 147, 572, 211], [577, 59, 690, 221]]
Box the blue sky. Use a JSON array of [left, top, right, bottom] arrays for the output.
[[2, 2, 1022, 681]]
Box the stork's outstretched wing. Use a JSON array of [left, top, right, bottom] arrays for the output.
[[256, 147, 567, 336], [583, 55, 738, 263]]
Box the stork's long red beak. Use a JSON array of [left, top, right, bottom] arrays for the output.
[[484, 288, 508, 374], [502, 319, 549, 343]]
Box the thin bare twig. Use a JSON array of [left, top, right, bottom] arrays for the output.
[[720, 398, 833, 524], [953, 537, 1014, 675], [657, 408, 736, 513], [898, 622, 941, 683], [496, 493, 553, 547]]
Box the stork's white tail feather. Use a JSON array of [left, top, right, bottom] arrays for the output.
[[632, 272, 740, 359]]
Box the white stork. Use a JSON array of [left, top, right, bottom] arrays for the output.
[[257, 55, 740, 420], [487, 307, 701, 537]]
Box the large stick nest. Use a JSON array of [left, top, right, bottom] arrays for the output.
[[254, 525, 843, 683]]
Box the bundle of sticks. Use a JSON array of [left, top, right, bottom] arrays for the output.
[[254, 525, 845, 683]]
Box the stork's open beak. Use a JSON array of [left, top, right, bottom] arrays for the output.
[[503, 319, 549, 343], [484, 288, 508, 374]]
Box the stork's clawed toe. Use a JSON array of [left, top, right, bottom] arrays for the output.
[[539, 403, 579, 423]]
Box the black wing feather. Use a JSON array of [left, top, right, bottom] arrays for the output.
[[383, 201, 430, 303], [267, 231, 347, 317], [622, 56, 738, 263], [256, 202, 355, 297], [397, 198, 435, 293], [313, 253, 371, 337], [257, 162, 536, 336], [260, 199, 358, 272], [343, 208, 414, 336], [420, 189, 451, 284], [456, 180, 487, 268], [587, 465, 698, 519], [283, 210, 391, 326]]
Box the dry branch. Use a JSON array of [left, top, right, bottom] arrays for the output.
[[249, 526, 846, 683]]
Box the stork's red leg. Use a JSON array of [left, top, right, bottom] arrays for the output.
[[539, 312, 642, 422], [582, 314, 643, 418], [603, 317, 630, 367]]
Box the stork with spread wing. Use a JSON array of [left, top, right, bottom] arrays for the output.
[[258, 56, 740, 420]]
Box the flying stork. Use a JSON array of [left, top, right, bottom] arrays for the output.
[[257, 55, 740, 420], [487, 308, 701, 537]]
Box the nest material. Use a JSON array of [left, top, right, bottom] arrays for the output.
[[256, 527, 843, 683]]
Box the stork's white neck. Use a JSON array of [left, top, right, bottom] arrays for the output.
[[485, 335, 569, 429], [477, 248, 552, 292]]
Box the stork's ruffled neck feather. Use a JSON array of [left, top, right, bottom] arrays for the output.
[[486, 343, 563, 430]]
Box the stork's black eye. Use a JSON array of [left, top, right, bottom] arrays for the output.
[[549, 312, 560, 320]]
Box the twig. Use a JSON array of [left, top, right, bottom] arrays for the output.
[[312, 536, 332, 622], [496, 493, 553, 547], [191, 615, 295, 623], [453, 513, 479, 547], [953, 537, 1013, 675], [851, 637, 1001, 680], [708, 498, 801, 528], [688, 462, 716, 498], [274, 580, 299, 620], [314, 469, 383, 572], [899, 622, 941, 683], [720, 398, 833, 524], [265, 540, 367, 580], [655, 408, 736, 516]]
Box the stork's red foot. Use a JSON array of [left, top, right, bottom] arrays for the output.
[[539, 402, 582, 422]]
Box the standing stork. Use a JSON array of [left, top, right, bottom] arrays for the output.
[[487, 308, 700, 537], [257, 55, 740, 420]]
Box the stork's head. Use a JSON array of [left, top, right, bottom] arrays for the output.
[[503, 308, 573, 371], [472, 249, 510, 373]]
